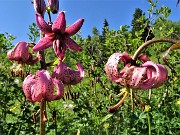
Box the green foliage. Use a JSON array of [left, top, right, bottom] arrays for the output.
[[0, 33, 15, 53], [28, 23, 40, 43], [0, 0, 180, 134], [131, 8, 154, 42]]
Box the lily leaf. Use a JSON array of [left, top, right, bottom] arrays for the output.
[[101, 114, 113, 123], [163, 42, 180, 64], [46, 58, 60, 67]]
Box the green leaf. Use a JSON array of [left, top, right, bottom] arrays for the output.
[[46, 58, 60, 67], [101, 114, 113, 123]]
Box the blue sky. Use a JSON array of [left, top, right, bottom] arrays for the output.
[[0, 0, 179, 45]]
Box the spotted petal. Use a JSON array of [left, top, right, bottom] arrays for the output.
[[49, 78, 64, 100], [33, 36, 54, 51], [52, 61, 84, 85], [7, 41, 29, 62], [7, 41, 38, 65], [23, 74, 36, 102], [65, 18, 84, 36], [105, 52, 133, 83], [36, 13, 53, 35], [23, 70, 64, 102], [63, 36, 82, 52], [141, 61, 168, 89], [52, 11, 66, 34]]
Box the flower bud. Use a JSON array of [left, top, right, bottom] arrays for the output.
[[33, 0, 46, 16], [47, 0, 59, 14]]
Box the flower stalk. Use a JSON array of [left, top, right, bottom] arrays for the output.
[[40, 99, 46, 135], [39, 29, 47, 135], [147, 112, 151, 135], [132, 38, 178, 60]]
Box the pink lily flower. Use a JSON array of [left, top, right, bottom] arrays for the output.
[[7, 41, 39, 65], [52, 61, 84, 85], [47, 0, 59, 14], [33, 11, 84, 60], [105, 52, 168, 90], [23, 70, 64, 102]]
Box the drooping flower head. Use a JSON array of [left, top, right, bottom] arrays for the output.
[[33, 11, 84, 60], [33, 0, 46, 16], [23, 70, 64, 102], [105, 52, 168, 90], [52, 61, 84, 85], [7, 41, 39, 65], [47, 0, 59, 14]]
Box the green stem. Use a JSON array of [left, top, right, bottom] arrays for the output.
[[40, 100, 46, 135], [39, 25, 47, 134], [130, 88, 134, 110], [147, 112, 151, 135], [132, 38, 179, 60], [105, 128, 109, 135]]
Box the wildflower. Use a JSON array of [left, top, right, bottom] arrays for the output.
[[105, 52, 168, 90], [52, 61, 84, 85], [33, 11, 84, 60], [23, 70, 64, 102], [7, 41, 39, 65], [14, 78, 20, 84], [176, 100, 180, 105], [47, 0, 59, 14], [64, 104, 74, 110]]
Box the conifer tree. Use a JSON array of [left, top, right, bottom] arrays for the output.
[[131, 8, 154, 42], [101, 19, 109, 42]]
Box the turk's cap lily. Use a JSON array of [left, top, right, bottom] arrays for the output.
[[52, 61, 84, 85], [23, 70, 64, 102], [47, 0, 59, 14], [33, 11, 84, 59], [7, 41, 39, 65], [105, 52, 168, 90], [33, 0, 46, 16]]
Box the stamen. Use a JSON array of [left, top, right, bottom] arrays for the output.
[[108, 91, 129, 113]]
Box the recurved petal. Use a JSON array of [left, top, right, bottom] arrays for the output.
[[155, 64, 168, 86], [52, 61, 84, 85], [129, 67, 148, 89], [48, 78, 64, 101], [33, 37, 53, 51], [33, 70, 54, 102], [25, 54, 39, 65], [63, 36, 82, 52], [52, 11, 66, 34], [105, 52, 132, 83], [23, 74, 36, 102], [141, 61, 168, 89], [36, 13, 52, 34], [65, 18, 84, 36], [69, 62, 84, 85], [7, 41, 29, 62], [76, 62, 84, 78], [138, 54, 150, 63]]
